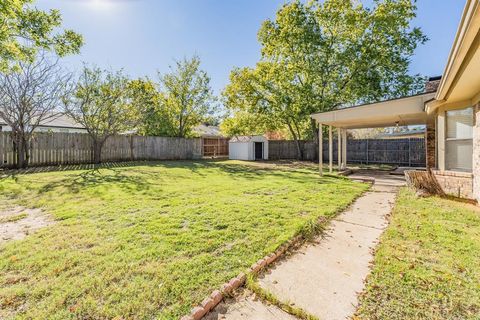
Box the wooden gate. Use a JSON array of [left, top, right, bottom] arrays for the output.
[[202, 138, 229, 157]]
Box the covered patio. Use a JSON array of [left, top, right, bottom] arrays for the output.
[[311, 92, 436, 175]]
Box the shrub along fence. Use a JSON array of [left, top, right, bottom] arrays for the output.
[[268, 138, 426, 167], [0, 132, 203, 168]]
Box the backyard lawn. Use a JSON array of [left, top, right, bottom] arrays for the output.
[[356, 189, 480, 320], [0, 160, 367, 319]]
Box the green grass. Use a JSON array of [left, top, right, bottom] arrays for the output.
[[356, 188, 480, 320], [0, 160, 367, 320], [0, 212, 27, 224]]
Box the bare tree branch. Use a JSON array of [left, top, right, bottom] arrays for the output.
[[0, 52, 71, 168]]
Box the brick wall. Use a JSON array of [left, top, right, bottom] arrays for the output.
[[473, 104, 480, 202], [425, 121, 436, 169], [432, 170, 474, 199]]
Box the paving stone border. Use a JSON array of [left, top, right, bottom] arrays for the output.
[[180, 235, 304, 320]]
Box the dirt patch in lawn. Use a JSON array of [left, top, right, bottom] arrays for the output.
[[0, 207, 53, 243]]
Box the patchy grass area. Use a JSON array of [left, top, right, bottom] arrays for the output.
[[356, 189, 480, 320], [0, 212, 27, 224], [0, 160, 367, 319]]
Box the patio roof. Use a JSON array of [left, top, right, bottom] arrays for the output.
[[310, 92, 436, 129]]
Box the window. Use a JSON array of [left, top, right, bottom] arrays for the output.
[[445, 107, 473, 172]]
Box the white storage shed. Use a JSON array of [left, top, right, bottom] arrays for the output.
[[229, 136, 269, 161]]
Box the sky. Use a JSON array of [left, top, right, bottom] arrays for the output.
[[36, 0, 466, 96]]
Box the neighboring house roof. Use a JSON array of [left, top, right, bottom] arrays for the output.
[[193, 124, 225, 138], [0, 113, 85, 130], [38, 114, 85, 129], [376, 128, 425, 139]]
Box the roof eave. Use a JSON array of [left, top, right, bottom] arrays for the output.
[[435, 0, 480, 103]]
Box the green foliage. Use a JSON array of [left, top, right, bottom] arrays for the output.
[[223, 0, 427, 157], [0, 0, 83, 71], [140, 56, 217, 138], [357, 189, 480, 319], [0, 212, 27, 224], [128, 78, 161, 135], [63, 66, 139, 162], [220, 111, 280, 137], [0, 161, 368, 319]]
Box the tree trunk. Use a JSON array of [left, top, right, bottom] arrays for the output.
[[12, 133, 28, 169], [287, 122, 304, 160], [23, 137, 30, 167], [92, 138, 104, 164], [17, 139, 26, 169], [294, 138, 304, 160]]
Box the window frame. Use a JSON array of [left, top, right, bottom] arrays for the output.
[[444, 106, 474, 172]]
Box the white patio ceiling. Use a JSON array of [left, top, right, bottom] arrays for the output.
[[311, 92, 436, 129]]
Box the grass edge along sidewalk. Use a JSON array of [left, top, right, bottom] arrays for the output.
[[356, 188, 480, 320]]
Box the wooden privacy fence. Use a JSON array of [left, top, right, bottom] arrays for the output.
[[0, 132, 203, 168], [269, 138, 426, 167], [268, 140, 318, 161]]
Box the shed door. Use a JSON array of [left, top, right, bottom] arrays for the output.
[[254, 142, 263, 160]]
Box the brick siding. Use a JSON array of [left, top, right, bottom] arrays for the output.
[[432, 170, 474, 200], [425, 121, 436, 169]]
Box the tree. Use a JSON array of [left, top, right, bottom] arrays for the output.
[[128, 78, 161, 136], [141, 56, 216, 138], [0, 55, 71, 168], [0, 0, 83, 71], [224, 0, 427, 159], [63, 67, 138, 163], [220, 110, 279, 137]]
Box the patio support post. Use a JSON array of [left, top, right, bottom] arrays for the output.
[[438, 111, 446, 171], [337, 128, 342, 171], [342, 129, 347, 170], [329, 126, 333, 173], [319, 124, 323, 176]]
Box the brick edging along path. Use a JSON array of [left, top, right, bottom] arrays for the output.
[[180, 234, 304, 320]]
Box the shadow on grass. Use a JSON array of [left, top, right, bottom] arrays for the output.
[[37, 168, 153, 194], [1, 160, 347, 193]]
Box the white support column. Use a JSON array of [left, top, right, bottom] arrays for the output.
[[319, 124, 323, 176], [342, 128, 347, 170], [329, 126, 333, 173], [337, 128, 342, 171], [438, 110, 446, 171]]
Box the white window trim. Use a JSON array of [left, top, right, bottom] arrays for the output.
[[444, 106, 474, 172]]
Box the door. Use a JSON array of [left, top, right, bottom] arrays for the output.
[[254, 142, 263, 160]]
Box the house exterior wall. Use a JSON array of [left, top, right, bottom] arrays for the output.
[[433, 103, 478, 201], [473, 103, 480, 202], [432, 170, 474, 199], [425, 121, 436, 169]]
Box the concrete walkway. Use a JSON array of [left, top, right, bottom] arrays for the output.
[[217, 171, 403, 320]]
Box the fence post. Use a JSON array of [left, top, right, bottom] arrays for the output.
[[366, 139, 369, 165], [408, 138, 411, 167]]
